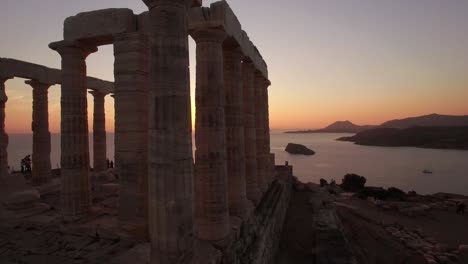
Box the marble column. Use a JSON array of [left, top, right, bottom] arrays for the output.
[[242, 62, 260, 204], [143, 0, 194, 262], [49, 40, 97, 216], [89, 90, 107, 173], [0, 77, 10, 185], [224, 46, 248, 217], [254, 72, 267, 193], [113, 32, 149, 237], [264, 80, 273, 183], [193, 28, 229, 241], [26, 80, 52, 186]]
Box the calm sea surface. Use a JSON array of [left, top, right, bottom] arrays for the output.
[[7, 131, 468, 195]]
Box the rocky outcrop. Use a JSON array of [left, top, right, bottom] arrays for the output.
[[337, 126, 468, 150], [285, 143, 315, 155]]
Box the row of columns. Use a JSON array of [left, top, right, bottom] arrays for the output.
[[191, 27, 272, 243], [41, 1, 272, 262], [0, 76, 109, 192]]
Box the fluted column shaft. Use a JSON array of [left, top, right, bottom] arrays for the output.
[[50, 41, 96, 216], [0, 77, 10, 183], [26, 80, 52, 185], [144, 0, 194, 263], [242, 62, 260, 204], [264, 81, 273, 183], [89, 90, 107, 173], [113, 32, 149, 237], [254, 73, 268, 193], [224, 47, 248, 217], [193, 28, 229, 241]]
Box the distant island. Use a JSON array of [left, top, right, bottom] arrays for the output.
[[285, 121, 377, 133], [285, 114, 468, 134], [337, 126, 468, 150]]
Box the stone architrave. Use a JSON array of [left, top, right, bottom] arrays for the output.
[[89, 90, 107, 173], [26, 80, 52, 186], [242, 61, 261, 204], [0, 77, 11, 188], [224, 46, 248, 217], [49, 40, 97, 216], [193, 28, 229, 241], [143, 0, 195, 262], [113, 32, 149, 237]]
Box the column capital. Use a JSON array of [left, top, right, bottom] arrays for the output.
[[25, 80, 52, 90], [89, 89, 107, 98], [191, 28, 227, 44], [49, 40, 97, 59]]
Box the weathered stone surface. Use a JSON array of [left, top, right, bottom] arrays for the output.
[[144, 0, 195, 262], [3, 190, 40, 210], [218, 169, 293, 264], [224, 46, 248, 218], [0, 77, 10, 195], [254, 72, 268, 194], [242, 61, 260, 204], [285, 143, 315, 155], [188, 1, 268, 79], [113, 32, 149, 237], [89, 90, 107, 173], [49, 40, 97, 216], [0, 58, 113, 94], [26, 80, 52, 186], [64, 9, 136, 45], [193, 28, 230, 241]]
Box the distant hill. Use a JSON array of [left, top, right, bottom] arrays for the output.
[[285, 114, 468, 134], [337, 126, 468, 150], [381, 114, 468, 129], [285, 121, 376, 133]]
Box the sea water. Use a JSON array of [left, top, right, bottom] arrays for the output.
[[7, 131, 468, 195]]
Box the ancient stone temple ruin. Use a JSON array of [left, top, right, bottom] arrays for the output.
[[0, 1, 293, 263]]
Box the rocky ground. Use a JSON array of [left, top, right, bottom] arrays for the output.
[[276, 179, 468, 264], [275, 180, 355, 264], [0, 170, 150, 264]]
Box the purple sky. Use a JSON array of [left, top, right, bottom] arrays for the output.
[[1, 0, 468, 131]]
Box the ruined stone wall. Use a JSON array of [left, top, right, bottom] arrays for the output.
[[218, 166, 293, 264]]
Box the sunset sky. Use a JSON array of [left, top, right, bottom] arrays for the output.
[[1, 0, 467, 133]]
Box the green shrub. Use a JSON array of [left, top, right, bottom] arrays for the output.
[[320, 178, 328, 187], [341, 174, 367, 192]]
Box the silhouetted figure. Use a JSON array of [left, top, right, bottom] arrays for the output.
[[106, 158, 110, 169], [24, 155, 32, 173], [456, 202, 466, 215], [110, 160, 114, 168]]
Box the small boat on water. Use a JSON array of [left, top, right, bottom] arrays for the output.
[[422, 169, 433, 174]]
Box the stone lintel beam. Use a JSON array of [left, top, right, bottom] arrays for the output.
[[25, 80, 52, 186], [0, 57, 114, 94], [188, 1, 269, 79], [50, 40, 96, 216], [193, 27, 230, 241], [64, 9, 136, 46]]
